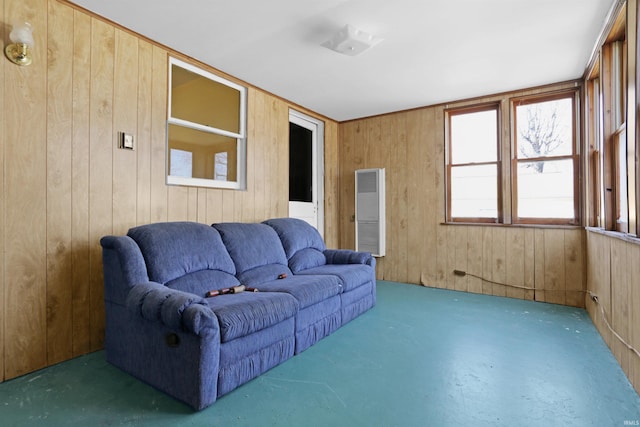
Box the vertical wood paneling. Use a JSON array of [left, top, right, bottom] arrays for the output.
[[586, 230, 640, 395], [543, 229, 566, 305], [420, 109, 437, 286], [491, 227, 507, 297], [275, 99, 288, 218], [481, 227, 493, 295], [88, 18, 115, 351], [136, 40, 153, 225], [610, 239, 630, 374], [71, 9, 92, 356], [534, 229, 546, 302], [149, 46, 168, 223], [466, 227, 483, 293], [250, 89, 265, 222], [267, 98, 278, 218], [324, 120, 339, 248], [505, 228, 525, 300], [630, 243, 640, 391], [454, 227, 468, 292], [406, 110, 423, 284], [188, 187, 198, 221], [4, 0, 48, 378], [112, 29, 139, 235], [0, 0, 6, 381], [565, 229, 585, 307], [46, 0, 74, 365], [588, 232, 612, 344], [523, 229, 535, 301]]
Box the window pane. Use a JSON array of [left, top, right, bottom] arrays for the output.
[[168, 124, 237, 181], [516, 97, 573, 159], [169, 149, 192, 178], [171, 64, 241, 134], [517, 159, 574, 218], [214, 152, 228, 181], [451, 165, 498, 218], [450, 109, 497, 164]]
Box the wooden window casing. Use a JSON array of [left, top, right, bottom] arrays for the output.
[[511, 90, 581, 226], [446, 104, 502, 223]]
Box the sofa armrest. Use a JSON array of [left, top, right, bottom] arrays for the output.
[[125, 282, 219, 339], [324, 249, 376, 268], [101, 235, 150, 305]]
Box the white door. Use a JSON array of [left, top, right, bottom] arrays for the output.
[[289, 110, 324, 235]]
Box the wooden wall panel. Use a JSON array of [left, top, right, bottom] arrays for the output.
[[586, 230, 640, 395], [0, 0, 340, 381], [4, 0, 48, 378], [71, 9, 92, 357], [149, 45, 168, 223], [46, 0, 74, 366], [88, 18, 115, 352], [630, 243, 640, 392], [136, 40, 153, 225], [324, 120, 339, 248], [0, 0, 6, 382], [505, 228, 525, 300], [112, 29, 139, 236]]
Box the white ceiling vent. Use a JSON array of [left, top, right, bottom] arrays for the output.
[[322, 25, 383, 56]]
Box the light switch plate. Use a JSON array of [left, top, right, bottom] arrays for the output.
[[119, 132, 135, 150]]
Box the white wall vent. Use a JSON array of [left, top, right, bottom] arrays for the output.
[[355, 168, 385, 257]]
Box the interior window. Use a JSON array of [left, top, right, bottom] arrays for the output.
[[167, 58, 246, 190]]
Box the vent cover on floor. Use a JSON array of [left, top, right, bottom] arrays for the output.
[[355, 168, 385, 257]]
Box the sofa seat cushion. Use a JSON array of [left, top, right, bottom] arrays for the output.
[[295, 264, 374, 292], [256, 275, 342, 309], [166, 269, 240, 297], [207, 292, 299, 343]]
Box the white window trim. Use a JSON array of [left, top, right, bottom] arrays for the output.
[[167, 57, 247, 190]]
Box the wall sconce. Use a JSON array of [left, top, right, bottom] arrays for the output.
[[5, 22, 34, 66]]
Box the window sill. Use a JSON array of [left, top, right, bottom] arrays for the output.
[[442, 221, 582, 230], [585, 227, 640, 245]]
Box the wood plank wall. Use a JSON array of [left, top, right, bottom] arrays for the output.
[[339, 83, 586, 308], [0, 0, 339, 381], [586, 231, 640, 395]]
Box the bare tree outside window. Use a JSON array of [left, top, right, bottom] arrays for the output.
[[517, 98, 572, 172]]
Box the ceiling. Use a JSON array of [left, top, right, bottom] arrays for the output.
[[69, 0, 616, 122]]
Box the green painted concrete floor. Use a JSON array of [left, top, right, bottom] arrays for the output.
[[1, 281, 639, 427]]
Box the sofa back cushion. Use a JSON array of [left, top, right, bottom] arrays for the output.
[[263, 218, 327, 273], [213, 222, 292, 286], [127, 222, 239, 295]]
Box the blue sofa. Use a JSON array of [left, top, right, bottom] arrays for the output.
[[100, 219, 376, 410]]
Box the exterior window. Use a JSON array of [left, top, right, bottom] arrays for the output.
[[512, 92, 579, 224], [214, 152, 228, 181], [167, 57, 246, 190], [446, 105, 500, 222], [169, 148, 193, 178]]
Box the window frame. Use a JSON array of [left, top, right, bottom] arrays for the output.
[[166, 57, 247, 190], [510, 90, 581, 226], [445, 103, 502, 223]]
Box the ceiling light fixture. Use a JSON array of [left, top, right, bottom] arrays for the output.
[[322, 25, 383, 57]]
